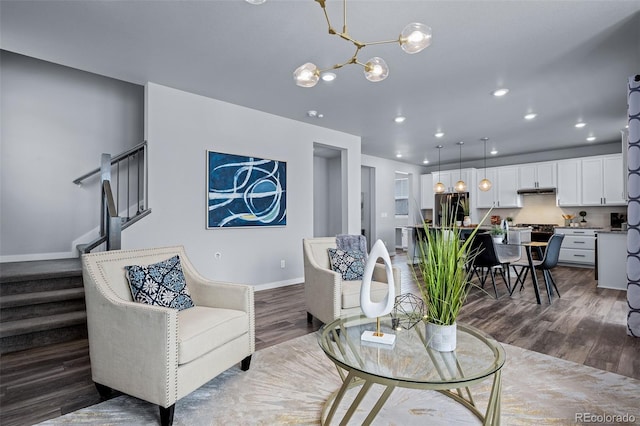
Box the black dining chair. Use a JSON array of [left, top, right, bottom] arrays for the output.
[[469, 233, 513, 298], [511, 233, 565, 303]]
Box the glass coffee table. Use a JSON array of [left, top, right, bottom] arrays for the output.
[[318, 315, 506, 425]]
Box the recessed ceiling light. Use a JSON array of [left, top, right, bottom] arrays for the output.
[[575, 122, 586, 128], [396, 153, 402, 158], [423, 159, 429, 164], [321, 72, 336, 82], [524, 113, 537, 120], [306, 110, 323, 118], [492, 88, 509, 97], [394, 116, 406, 123], [245, 0, 266, 4], [490, 149, 498, 155], [434, 131, 444, 138], [586, 136, 596, 142]]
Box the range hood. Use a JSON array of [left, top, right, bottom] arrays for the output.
[[517, 187, 557, 195]]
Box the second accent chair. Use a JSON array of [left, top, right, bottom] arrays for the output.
[[303, 237, 401, 325]]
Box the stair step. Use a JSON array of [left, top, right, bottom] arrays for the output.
[[0, 288, 85, 309], [0, 311, 87, 339]]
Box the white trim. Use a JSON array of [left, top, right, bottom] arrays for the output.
[[253, 277, 303, 292], [0, 251, 78, 263]]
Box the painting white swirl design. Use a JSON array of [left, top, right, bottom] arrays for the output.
[[207, 151, 286, 228]]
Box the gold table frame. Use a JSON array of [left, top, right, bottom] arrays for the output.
[[318, 316, 506, 425]]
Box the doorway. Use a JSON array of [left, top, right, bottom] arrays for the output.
[[313, 143, 344, 237]]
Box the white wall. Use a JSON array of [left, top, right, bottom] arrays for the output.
[[361, 154, 427, 254], [313, 156, 329, 237], [123, 83, 361, 288], [0, 51, 144, 261]]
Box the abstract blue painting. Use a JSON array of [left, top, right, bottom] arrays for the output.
[[207, 151, 287, 228]]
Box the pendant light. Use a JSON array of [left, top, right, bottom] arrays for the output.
[[454, 141, 467, 192], [479, 137, 492, 191], [434, 145, 446, 193]]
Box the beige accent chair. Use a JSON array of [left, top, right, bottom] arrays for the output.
[[81, 246, 255, 426], [303, 237, 401, 325]]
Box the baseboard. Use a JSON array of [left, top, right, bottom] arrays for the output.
[[253, 277, 303, 292], [0, 251, 78, 263]]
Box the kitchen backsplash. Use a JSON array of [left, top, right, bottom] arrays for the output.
[[476, 194, 626, 227]]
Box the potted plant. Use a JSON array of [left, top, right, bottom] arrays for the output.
[[459, 197, 471, 226], [489, 225, 505, 244], [412, 208, 485, 351], [505, 216, 514, 226]]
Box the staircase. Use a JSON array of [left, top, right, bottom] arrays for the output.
[[0, 258, 87, 354]]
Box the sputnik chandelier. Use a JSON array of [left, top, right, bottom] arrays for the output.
[[293, 0, 432, 87]]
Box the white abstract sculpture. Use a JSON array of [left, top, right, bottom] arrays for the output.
[[360, 239, 396, 345]]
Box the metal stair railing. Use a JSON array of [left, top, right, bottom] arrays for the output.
[[74, 141, 150, 253]]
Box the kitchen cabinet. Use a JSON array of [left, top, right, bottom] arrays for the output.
[[432, 169, 474, 194], [475, 166, 521, 208], [476, 168, 498, 208], [556, 159, 581, 206], [581, 154, 626, 206], [555, 227, 596, 266], [420, 174, 434, 210], [597, 231, 627, 290], [518, 161, 557, 189]]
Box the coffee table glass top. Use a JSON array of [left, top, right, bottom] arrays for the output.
[[318, 315, 505, 387]]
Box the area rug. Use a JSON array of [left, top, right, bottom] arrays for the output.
[[40, 333, 639, 425]]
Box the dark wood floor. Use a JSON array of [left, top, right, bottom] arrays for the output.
[[1, 252, 638, 425]]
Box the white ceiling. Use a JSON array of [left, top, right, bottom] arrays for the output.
[[1, 0, 639, 168]]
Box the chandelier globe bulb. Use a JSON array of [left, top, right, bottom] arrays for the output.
[[293, 63, 320, 87], [364, 57, 389, 82], [400, 23, 432, 54]]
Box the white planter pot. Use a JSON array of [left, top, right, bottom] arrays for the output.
[[463, 216, 471, 227], [425, 322, 457, 352], [493, 236, 503, 245]]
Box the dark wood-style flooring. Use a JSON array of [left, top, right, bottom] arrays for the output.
[[1, 252, 638, 425]]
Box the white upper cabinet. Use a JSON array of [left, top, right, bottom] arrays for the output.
[[420, 174, 434, 210], [518, 161, 557, 189], [581, 157, 604, 206], [476, 168, 498, 208], [556, 159, 581, 206], [580, 154, 626, 206], [603, 155, 626, 205], [496, 166, 522, 207], [432, 169, 474, 194], [475, 167, 521, 208]]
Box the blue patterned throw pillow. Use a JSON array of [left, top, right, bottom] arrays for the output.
[[328, 248, 366, 281], [125, 255, 195, 311]]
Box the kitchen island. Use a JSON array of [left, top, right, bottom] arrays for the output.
[[597, 230, 627, 290]]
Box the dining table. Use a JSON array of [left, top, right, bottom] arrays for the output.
[[513, 241, 549, 304]]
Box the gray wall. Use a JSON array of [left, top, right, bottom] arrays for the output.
[[122, 83, 362, 288], [0, 51, 144, 260], [361, 154, 427, 254]]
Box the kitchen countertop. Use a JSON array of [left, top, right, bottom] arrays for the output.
[[597, 229, 628, 234], [554, 226, 603, 230]]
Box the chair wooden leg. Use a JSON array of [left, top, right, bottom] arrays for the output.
[[159, 404, 175, 426], [241, 355, 252, 371]]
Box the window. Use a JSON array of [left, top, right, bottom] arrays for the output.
[[395, 177, 409, 216]]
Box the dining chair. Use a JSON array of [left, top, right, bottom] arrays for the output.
[[511, 234, 565, 303], [469, 233, 512, 298]]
